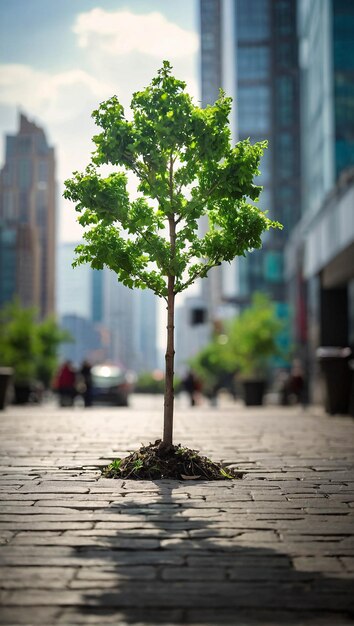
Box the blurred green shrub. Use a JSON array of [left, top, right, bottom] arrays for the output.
[[191, 292, 288, 391], [0, 299, 71, 388], [135, 371, 181, 395]]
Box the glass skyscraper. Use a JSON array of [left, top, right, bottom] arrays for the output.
[[199, 0, 300, 340]]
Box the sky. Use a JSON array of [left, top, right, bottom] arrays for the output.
[[0, 0, 199, 243]]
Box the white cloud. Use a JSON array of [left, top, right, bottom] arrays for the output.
[[73, 8, 198, 59], [0, 64, 113, 241], [0, 64, 113, 124], [0, 9, 199, 243]]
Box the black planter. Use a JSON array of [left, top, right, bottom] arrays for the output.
[[243, 379, 266, 406], [14, 384, 31, 405], [317, 348, 351, 415], [0, 367, 14, 410]]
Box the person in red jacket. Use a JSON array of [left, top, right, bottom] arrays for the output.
[[56, 361, 76, 407]]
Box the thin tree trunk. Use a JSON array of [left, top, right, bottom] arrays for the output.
[[162, 154, 176, 449], [163, 276, 175, 448]]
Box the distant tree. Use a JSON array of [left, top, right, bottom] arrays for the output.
[[190, 336, 236, 399], [227, 292, 285, 379], [64, 61, 281, 449], [0, 299, 71, 388], [0, 300, 39, 385], [192, 293, 286, 394]]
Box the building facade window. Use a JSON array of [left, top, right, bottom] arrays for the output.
[[2, 191, 14, 220], [18, 159, 31, 189], [38, 160, 49, 183], [237, 0, 270, 41], [238, 85, 270, 133], [0, 227, 17, 307], [276, 75, 294, 126], [238, 46, 270, 80], [17, 137, 31, 154], [264, 250, 283, 283], [274, 0, 293, 36]]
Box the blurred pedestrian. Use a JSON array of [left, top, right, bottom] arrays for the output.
[[182, 370, 201, 407], [80, 359, 93, 407], [55, 360, 76, 407], [288, 359, 305, 406]]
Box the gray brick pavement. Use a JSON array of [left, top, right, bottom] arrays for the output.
[[0, 396, 353, 625]]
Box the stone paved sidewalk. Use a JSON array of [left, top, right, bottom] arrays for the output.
[[0, 395, 353, 625]]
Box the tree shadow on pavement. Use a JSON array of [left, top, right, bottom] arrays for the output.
[[72, 480, 354, 625]]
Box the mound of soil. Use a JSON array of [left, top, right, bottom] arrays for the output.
[[102, 440, 243, 481]]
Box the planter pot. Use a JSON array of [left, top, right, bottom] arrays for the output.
[[317, 348, 351, 415], [243, 379, 266, 406], [14, 384, 31, 405], [0, 367, 14, 410]]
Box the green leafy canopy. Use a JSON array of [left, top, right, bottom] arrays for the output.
[[64, 61, 281, 299]]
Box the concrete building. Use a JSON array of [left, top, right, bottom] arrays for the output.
[[175, 296, 210, 376], [133, 288, 158, 374], [57, 242, 91, 320], [103, 272, 158, 373], [0, 113, 56, 318], [285, 0, 354, 403], [59, 314, 104, 366]]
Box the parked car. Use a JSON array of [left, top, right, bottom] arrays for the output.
[[91, 364, 132, 406]]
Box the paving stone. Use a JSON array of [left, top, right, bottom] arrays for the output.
[[0, 606, 60, 625], [17, 483, 91, 493], [0, 521, 94, 531], [340, 557, 354, 571], [0, 566, 76, 589], [161, 566, 225, 581], [33, 499, 112, 508], [64, 528, 188, 539], [292, 556, 345, 572], [56, 607, 184, 624], [0, 531, 14, 545], [11, 534, 160, 549], [186, 608, 354, 625], [75, 565, 157, 580]]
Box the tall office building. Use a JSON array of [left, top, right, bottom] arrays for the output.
[[133, 288, 158, 373], [0, 113, 56, 318], [200, 0, 300, 325], [103, 272, 158, 373], [286, 0, 354, 402], [57, 242, 91, 320], [57, 242, 110, 366]]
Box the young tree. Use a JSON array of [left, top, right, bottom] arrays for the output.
[[64, 61, 281, 450]]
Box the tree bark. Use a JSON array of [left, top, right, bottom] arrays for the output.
[[163, 276, 175, 448], [162, 154, 176, 449]]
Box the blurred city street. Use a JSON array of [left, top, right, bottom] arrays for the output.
[[0, 395, 353, 625]]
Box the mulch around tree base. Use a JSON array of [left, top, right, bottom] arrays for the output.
[[102, 440, 244, 481]]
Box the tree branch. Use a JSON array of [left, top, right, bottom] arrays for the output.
[[174, 260, 219, 294]]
